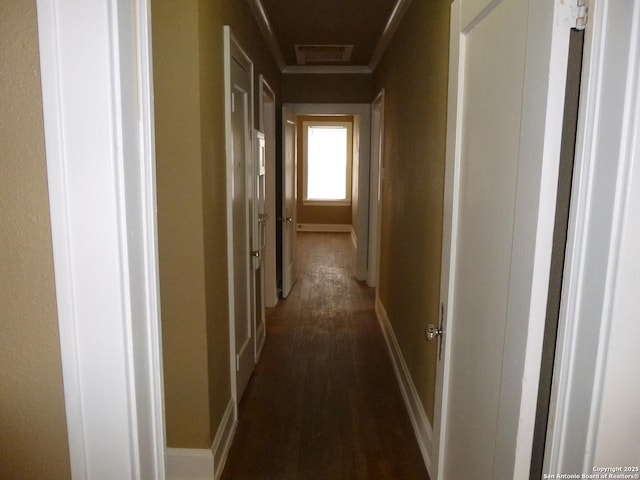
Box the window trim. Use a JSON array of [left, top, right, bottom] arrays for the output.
[[302, 120, 353, 206]]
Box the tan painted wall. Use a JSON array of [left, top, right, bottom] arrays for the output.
[[152, 0, 280, 448], [152, 0, 211, 448], [0, 1, 71, 478], [296, 116, 353, 226], [373, 0, 451, 423], [283, 74, 373, 104], [197, 0, 229, 446]]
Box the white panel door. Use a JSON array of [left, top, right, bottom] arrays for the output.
[[231, 55, 255, 401], [282, 110, 297, 298], [446, 2, 525, 474], [259, 78, 278, 308], [252, 130, 266, 361], [434, 0, 570, 478], [368, 91, 384, 288]]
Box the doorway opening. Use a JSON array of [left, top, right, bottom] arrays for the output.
[[278, 104, 372, 301]]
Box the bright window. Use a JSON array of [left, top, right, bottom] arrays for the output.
[[303, 120, 353, 205]]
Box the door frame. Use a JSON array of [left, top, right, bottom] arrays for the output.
[[252, 129, 267, 361], [544, 0, 640, 471], [433, 0, 572, 478], [258, 76, 278, 307], [36, 0, 165, 477], [368, 89, 385, 288], [282, 103, 371, 281], [281, 108, 298, 298], [224, 25, 255, 409]]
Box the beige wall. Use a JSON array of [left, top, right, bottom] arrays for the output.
[[373, 0, 451, 422], [152, 0, 211, 448], [152, 0, 281, 448], [283, 73, 373, 104], [0, 1, 71, 478], [296, 116, 353, 226]]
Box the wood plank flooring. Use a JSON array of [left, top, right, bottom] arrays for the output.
[[221, 232, 430, 480]]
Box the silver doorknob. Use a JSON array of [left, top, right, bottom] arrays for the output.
[[250, 250, 260, 258], [285, 217, 293, 223], [425, 324, 443, 341]]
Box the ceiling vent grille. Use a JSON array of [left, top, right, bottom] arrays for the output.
[[295, 45, 354, 64]]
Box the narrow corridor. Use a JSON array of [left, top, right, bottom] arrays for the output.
[[221, 232, 429, 479]]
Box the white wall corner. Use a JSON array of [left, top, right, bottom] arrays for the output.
[[375, 296, 433, 477], [166, 399, 236, 480]]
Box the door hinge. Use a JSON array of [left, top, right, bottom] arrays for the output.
[[557, 0, 588, 30]]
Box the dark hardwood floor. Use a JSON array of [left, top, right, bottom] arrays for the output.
[[221, 232, 430, 480]]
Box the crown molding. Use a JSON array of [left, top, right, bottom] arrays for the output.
[[282, 65, 372, 75], [247, 0, 286, 70], [368, 0, 413, 71], [248, 0, 411, 74]]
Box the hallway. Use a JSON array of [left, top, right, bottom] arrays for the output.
[[221, 233, 429, 479]]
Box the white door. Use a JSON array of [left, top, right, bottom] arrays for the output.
[[282, 110, 297, 298], [259, 77, 278, 308], [252, 130, 267, 360], [433, 1, 571, 478], [368, 90, 384, 288], [227, 29, 255, 401]]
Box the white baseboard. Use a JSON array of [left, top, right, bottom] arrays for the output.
[[296, 223, 353, 233], [375, 295, 433, 476], [166, 448, 213, 480], [212, 399, 237, 479], [166, 399, 237, 480]]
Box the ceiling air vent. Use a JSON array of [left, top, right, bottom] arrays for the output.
[[295, 45, 354, 65]]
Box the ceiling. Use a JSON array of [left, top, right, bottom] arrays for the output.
[[248, 0, 412, 73]]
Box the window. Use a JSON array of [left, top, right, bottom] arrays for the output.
[[303, 120, 353, 205]]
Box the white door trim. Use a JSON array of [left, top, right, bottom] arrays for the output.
[[252, 129, 267, 361], [431, 4, 462, 476], [281, 108, 298, 298], [283, 103, 372, 281], [258, 76, 278, 308], [545, 0, 640, 471], [224, 26, 255, 409], [368, 89, 385, 288], [36, 0, 165, 478]]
